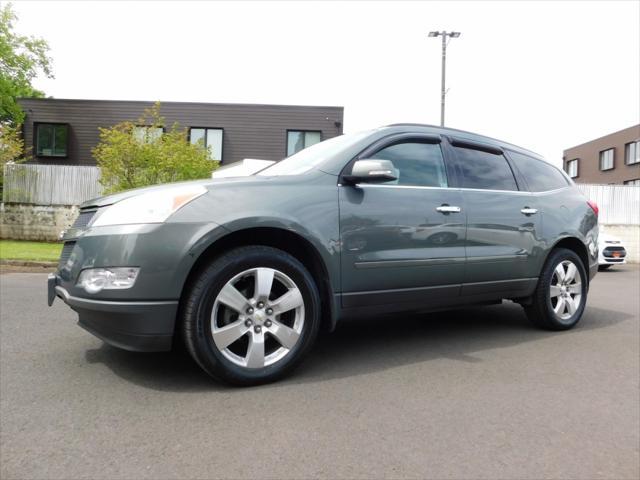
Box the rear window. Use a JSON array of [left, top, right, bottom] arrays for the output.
[[508, 151, 569, 192], [452, 146, 518, 191]]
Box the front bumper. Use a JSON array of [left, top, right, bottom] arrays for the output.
[[47, 219, 228, 352], [49, 273, 177, 352], [598, 246, 627, 265]]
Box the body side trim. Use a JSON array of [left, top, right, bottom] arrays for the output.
[[465, 254, 528, 264], [354, 257, 465, 269], [341, 283, 460, 308]]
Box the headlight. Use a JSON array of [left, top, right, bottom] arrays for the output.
[[91, 184, 207, 227], [77, 267, 140, 294]]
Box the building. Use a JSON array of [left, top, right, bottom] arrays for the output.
[[563, 124, 640, 185], [18, 98, 344, 166]]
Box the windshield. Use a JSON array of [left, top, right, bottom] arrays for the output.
[[257, 130, 372, 176]]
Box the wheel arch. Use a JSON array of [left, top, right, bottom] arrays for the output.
[[547, 236, 590, 285], [178, 226, 337, 336]]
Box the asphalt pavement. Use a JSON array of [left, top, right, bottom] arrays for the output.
[[1, 266, 639, 479]]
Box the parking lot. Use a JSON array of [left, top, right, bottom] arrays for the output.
[[1, 267, 638, 480]]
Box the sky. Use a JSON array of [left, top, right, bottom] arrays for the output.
[[10, 0, 640, 166]]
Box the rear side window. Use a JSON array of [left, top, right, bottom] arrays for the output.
[[452, 146, 518, 191], [370, 141, 448, 187], [508, 151, 569, 192]]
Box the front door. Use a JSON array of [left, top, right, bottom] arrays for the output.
[[339, 136, 466, 308]]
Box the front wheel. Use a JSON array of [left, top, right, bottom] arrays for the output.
[[525, 248, 588, 331], [181, 246, 321, 386]]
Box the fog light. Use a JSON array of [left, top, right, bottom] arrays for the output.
[[77, 268, 140, 294]]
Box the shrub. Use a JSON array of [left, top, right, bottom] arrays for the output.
[[0, 122, 26, 195], [93, 102, 218, 193]]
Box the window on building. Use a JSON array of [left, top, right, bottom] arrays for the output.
[[625, 140, 640, 165], [35, 123, 68, 157], [599, 148, 615, 171], [369, 141, 448, 187], [133, 126, 163, 144], [451, 146, 518, 191], [189, 128, 223, 161], [508, 151, 569, 192], [624, 179, 640, 186], [287, 130, 321, 156], [566, 159, 579, 178]]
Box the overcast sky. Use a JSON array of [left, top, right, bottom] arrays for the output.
[[12, 0, 640, 165]]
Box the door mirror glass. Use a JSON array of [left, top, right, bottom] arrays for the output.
[[344, 159, 398, 184]]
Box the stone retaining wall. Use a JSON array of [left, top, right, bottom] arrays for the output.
[[0, 203, 79, 242]]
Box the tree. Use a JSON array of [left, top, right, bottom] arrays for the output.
[[0, 3, 54, 124], [93, 102, 218, 193]]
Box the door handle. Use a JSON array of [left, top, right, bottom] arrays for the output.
[[520, 207, 538, 215], [436, 205, 461, 214]]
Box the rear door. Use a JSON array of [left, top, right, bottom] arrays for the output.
[[446, 137, 542, 296], [506, 149, 575, 275], [339, 134, 466, 308]]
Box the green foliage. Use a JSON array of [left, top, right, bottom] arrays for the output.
[[0, 3, 54, 124], [0, 122, 27, 194], [93, 102, 218, 193], [0, 122, 23, 163]]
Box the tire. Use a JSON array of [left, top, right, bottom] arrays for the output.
[[525, 248, 588, 331], [181, 245, 321, 386], [598, 265, 612, 271]]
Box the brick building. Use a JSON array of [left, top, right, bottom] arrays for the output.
[[563, 124, 640, 185]]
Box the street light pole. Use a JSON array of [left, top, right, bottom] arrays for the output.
[[428, 31, 461, 127], [439, 32, 447, 127]]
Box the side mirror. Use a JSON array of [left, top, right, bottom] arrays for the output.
[[343, 159, 397, 185]]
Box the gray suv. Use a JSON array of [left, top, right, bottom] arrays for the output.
[[48, 124, 599, 385]]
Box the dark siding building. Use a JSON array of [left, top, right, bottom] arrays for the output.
[[19, 98, 344, 166], [563, 124, 640, 185]]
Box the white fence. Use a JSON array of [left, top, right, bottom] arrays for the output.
[[2, 164, 103, 206], [577, 184, 640, 225]]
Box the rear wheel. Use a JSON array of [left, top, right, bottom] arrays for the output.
[[525, 248, 587, 331], [181, 246, 321, 385]]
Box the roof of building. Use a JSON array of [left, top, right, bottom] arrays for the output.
[[17, 97, 344, 111]]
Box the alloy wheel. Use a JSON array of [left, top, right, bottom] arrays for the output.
[[549, 260, 583, 321], [211, 267, 305, 368]]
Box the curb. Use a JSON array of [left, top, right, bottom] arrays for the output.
[[0, 259, 57, 268]]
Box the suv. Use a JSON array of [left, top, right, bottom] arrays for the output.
[[48, 124, 599, 385]]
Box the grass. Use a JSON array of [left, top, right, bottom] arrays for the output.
[[0, 240, 62, 262]]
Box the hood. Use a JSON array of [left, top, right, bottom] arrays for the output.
[[598, 232, 622, 244], [80, 175, 274, 209]]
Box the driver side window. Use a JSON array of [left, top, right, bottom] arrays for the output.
[[370, 141, 448, 187]]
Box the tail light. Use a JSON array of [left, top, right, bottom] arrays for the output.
[[587, 200, 599, 217]]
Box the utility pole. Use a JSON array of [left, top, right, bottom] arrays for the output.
[[428, 31, 461, 127]]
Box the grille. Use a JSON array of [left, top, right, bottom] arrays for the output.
[[603, 246, 626, 258], [72, 209, 97, 229], [58, 241, 76, 269]]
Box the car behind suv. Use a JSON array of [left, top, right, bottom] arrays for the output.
[[598, 231, 627, 269], [48, 124, 599, 385]]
